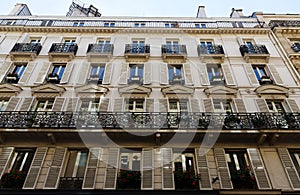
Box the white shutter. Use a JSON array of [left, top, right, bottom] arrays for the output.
[[66, 98, 79, 112], [35, 62, 51, 84], [143, 62, 152, 85], [104, 148, 120, 189], [23, 147, 48, 189], [5, 97, 21, 111], [221, 64, 236, 86], [286, 99, 300, 113], [268, 65, 283, 85], [142, 148, 154, 189], [198, 63, 210, 85], [60, 62, 74, 84], [214, 148, 233, 189], [19, 33, 29, 43], [158, 99, 168, 112], [77, 62, 90, 84], [0, 147, 14, 178], [52, 97, 66, 111], [99, 98, 110, 112], [236, 37, 244, 46], [203, 98, 213, 113], [40, 36, 47, 45], [183, 63, 193, 85], [119, 62, 128, 84], [102, 63, 113, 85], [278, 148, 300, 190], [247, 148, 272, 189], [44, 147, 67, 189], [113, 98, 124, 112], [18, 62, 37, 84], [161, 148, 174, 190], [160, 63, 168, 85], [20, 97, 35, 111], [255, 99, 269, 112], [83, 148, 102, 189], [195, 148, 212, 190], [243, 64, 259, 86], [190, 99, 200, 113], [0, 61, 12, 82], [233, 99, 247, 113], [0, 35, 6, 45], [145, 98, 154, 112]]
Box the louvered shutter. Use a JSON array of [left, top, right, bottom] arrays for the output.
[[221, 64, 236, 86], [99, 98, 110, 112], [183, 63, 193, 85], [214, 148, 233, 189], [278, 148, 300, 190], [268, 65, 283, 85], [5, 97, 21, 111], [203, 98, 213, 113], [102, 63, 113, 85], [144, 62, 152, 85], [158, 99, 168, 112], [23, 147, 48, 189], [19, 62, 37, 84], [247, 148, 272, 189], [190, 99, 200, 113], [113, 98, 124, 112], [104, 148, 120, 189], [236, 37, 244, 46], [60, 62, 74, 84], [142, 148, 154, 189], [198, 63, 210, 85], [233, 99, 247, 113], [161, 148, 174, 190], [44, 147, 67, 189], [195, 148, 212, 190], [243, 64, 259, 86], [286, 99, 300, 113], [0, 61, 12, 82], [119, 62, 128, 84], [0, 35, 6, 44], [77, 62, 90, 84], [52, 97, 66, 111], [20, 97, 35, 111], [66, 98, 79, 112], [83, 148, 102, 189], [40, 36, 47, 45], [19, 33, 29, 43], [0, 147, 14, 178], [145, 98, 154, 112], [160, 63, 168, 85], [255, 99, 269, 112], [35, 62, 51, 84]]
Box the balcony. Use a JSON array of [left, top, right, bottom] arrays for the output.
[[128, 76, 143, 85], [87, 44, 114, 62], [47, 73, 60, 84], [5, 73, 19, 84], [9, 43, 42, 61], [59, 177, 83, 189], [161, 44, 187, 63], [169, 76, 185, 85], [87, 75, 102, 84], [259, 76, 273, 85], [48, 43, 78, 61], [124, 44, 150, 62], [197, 45, 225, 63], [239, 44, 270, 63]]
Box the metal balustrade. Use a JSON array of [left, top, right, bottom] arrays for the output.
[[49, 43, 78, 54], [87, 44, 114, 54], [239, 44, 269, 56], [10, 43, 42, 54], [124, 44, 150, 54], [197, 45, 224, 55]]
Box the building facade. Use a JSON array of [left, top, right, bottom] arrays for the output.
[[0, 2, 299, 195]]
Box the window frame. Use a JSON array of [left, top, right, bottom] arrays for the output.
[[63, 149, 88, 178]]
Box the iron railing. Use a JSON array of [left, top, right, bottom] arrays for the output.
[[87, 44, 114, 54], [49, 43, 78, 54], [239, 44, 269, 56], [161, 45, 187, 55], [197, 45, 224, 55], [269, 20, 300, 30], [0, 111, 298, 130], [125, 44, 150, 54], [59, 177, 83, 189], [10, 43, 42, 54]]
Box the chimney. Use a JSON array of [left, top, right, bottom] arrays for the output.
[[230, 8, 244, 18], [9, 3, 31, 16], [197, 6, 207, 18]]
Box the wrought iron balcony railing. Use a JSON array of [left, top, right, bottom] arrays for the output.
[[161, 45, 187, 55], [239, 44, 269, 56], [197, 45, 224, 55], [0, 111, 299, 130], [87, 44, 114, 54], [59, 177, 83, 189], [10, 43, 42, 54], [125, 44, 150, 54], [49, 43, 78, 54], [269, 20, 300, 30]]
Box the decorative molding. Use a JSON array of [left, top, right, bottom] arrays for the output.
[[0, 84, 22, 97], [254, 84, 290, 98], [118, 84, 151, 98], [204, 85, 238, 99], [31, 84, 66, 97], [161, 85, 194, 98], [76, 84, 109, 98]]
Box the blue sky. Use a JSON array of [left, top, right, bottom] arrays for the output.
[[0, 0, 299, 17]]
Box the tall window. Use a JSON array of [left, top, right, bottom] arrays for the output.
[[206, 64, 223, 84], [48, 64, 66, 83], [166, 40, 179, 53], [132, 40, 145, 53], [0, 99, 8, 111], [97, 39, 111, 52], [89, 64, 105, 84], [252, 65, 272, 85], [129, 64, 143, 84], [64, 150, 88, 178], [169, 100, 188, 112], [213, 99, 232, 113], [289, 150, 300, 175], [266, 100, 285, 113], [200, 40, 213, 53], [33, 99, 54, 111], [9, 149, 35, 173], [168, 64, 183, 84], [126, 99, 144, 112], [80, 99, 99, 112], [6, 63, 27, 83], [120, 150, 141, 171]]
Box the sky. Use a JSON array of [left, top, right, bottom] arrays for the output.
[[0, 0, 299, 17]]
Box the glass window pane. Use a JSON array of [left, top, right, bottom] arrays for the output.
[[99, 66, 105, 80]]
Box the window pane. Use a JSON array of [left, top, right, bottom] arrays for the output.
[[99, 66, 105, 80], [76, 152, 88, 177]]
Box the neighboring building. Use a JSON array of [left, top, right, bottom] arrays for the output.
[[0, 2, 299, 195]]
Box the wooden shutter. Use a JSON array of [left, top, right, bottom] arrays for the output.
[[44, 147, 67, 189], [113, 98, 124, 112], [0, 147, 14, 178], [144, 62, 152, 85], [142, 148, 154, 189], [66, 98, 79, 112], [19, 62, 37, 84], [161, 148, 174, 190], [35, 62, 51, 84], [158, 99, 168, 112], [243, 64, 259, 86], [255, 99, 269, 112], [77, 62, 90, 84], [190, 99, 200, 113], [195, 148, 212, 190], [83, 148, 102, 189], [278, 148, 300, 190], [268, 65, 283, 85], [104, 148, 120, 189], [99, 98, 110, 112], [203, 98, 213, 113], [183, 63, 193, 85], [214, 148, 233, 189], [160, 63, 168, 85], [20, 97, 35, 111], [145, 98, 154, 112], [233, 99, 247, 113], [198, 63, 210, 86], [102, 62, 113, 85], [60, 62, 74, 84], [247, 148, 272, 189], [286, 99, 300, 112], [52, 97, 66, 111], [23, 147, 48, 189], [0, 61, 12, 82], [221, 64, 236, 86], [20, 33, 29, 43], [119, 62, 128, 84], [5, 97, 21, 111]]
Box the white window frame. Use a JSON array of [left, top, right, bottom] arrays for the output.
[[34, 99, 54, 111], [213, 99, 233, 113], [64, 150, 88, 178], [169, 100, 188, 112], [127, 99, 144, 112], [266, 100, 285, 113], [81, 99, 100, 112], [0, 99, 8, 111], [120, 152, 141, 171]]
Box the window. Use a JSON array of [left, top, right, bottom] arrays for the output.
[[291, 42, 300, 52], [201, 23, 206, 28], [206, 64, 223, 84], [64, 150, 88, 178], [252, 65, 273, 85], [80, 99, 100, 112], [104, 22, 115, 27], [33, 99, 54, 111], [168, 64, 183, 84], [132, 40, 145, 53], [243, 40, 256, 53], [195, 24, 200, 28], [48, 64, 66, 83], [134, 23, 145, 27], [165, 23, 178, 28], [30, 38, 41, 43], [129, 64, 143, 83], [266, 100, 285, 113], [9, 149, 35, 173], [200, 41, 213, 53], [126, 99, 144, 112], [166, 40, 179, 53], [169, 100, 188, 112], [6, 63, 27, 83], [120, 150, 141, 171], [0, 99, 8, 111], [89, 64, 105, 84], [289, 150, 300, 175], [73, 22, 84, 27], [96, 39, 111, 52], [213, 99, 232, 113]]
